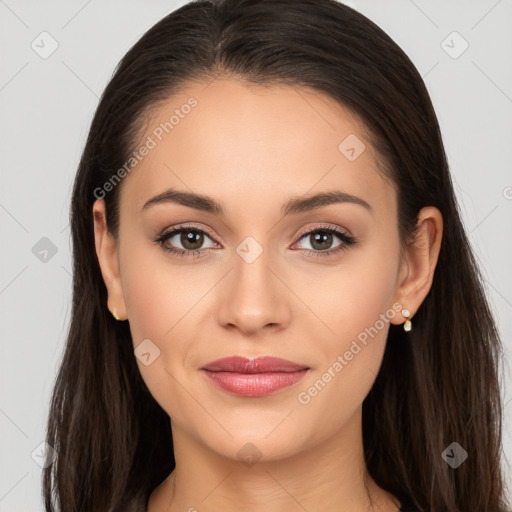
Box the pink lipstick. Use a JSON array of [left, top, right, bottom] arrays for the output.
[[200, 356, 310, 397]]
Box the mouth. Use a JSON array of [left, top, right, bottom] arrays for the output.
[[200, 356, 311, 397]]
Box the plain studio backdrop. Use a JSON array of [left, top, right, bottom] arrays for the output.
[[0, 0, 511, 509]]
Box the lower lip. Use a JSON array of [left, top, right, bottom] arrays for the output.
[[201, 369, 309, 397]]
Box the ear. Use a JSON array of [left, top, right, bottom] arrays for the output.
[[92, 198, 128, 321], [390, 206, 443, 327]]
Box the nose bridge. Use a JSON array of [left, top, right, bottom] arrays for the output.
[[217, 235, 290, 333]]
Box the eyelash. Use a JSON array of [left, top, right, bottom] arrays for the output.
[[154, 223, 357, 259]]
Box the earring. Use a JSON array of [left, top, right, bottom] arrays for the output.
[[110, 307, 121, 321], [402, 309, 412, 332]]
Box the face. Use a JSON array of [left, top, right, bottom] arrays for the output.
[[95, 78, 408, 463]]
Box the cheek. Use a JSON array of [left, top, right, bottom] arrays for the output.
[[293, 234, 399, 347], [339, 243, 399, 368], [293, 237, 399, 414], [119, 241, 211, 415], [120, 237, 196, 343]]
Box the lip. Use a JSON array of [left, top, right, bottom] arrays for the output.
[[201, 356, 309, 373], [200, 356, 310, 397]]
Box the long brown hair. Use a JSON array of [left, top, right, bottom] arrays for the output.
[[42, 0, 510, 510]]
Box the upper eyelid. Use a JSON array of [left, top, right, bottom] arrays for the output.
[[295, 223, 351, 239], [158, 223, 351, 246], [159, 223, 218, 242]]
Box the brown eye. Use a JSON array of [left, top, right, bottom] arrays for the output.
[[178, 230, 205, 250], [155, 226, 218, 257], [293, 225, 357, 258], [306, 230, 337, 251]]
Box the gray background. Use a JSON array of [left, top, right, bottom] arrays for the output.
[[1, 0, 511, 509]]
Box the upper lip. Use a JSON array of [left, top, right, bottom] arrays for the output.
[[200, 356, 309, 373]]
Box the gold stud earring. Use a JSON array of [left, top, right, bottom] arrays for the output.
[[402, 309, 412, 332], [110, 307, 121, 321]]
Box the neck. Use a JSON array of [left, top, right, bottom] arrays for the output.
[[148, 407, 400, 512]]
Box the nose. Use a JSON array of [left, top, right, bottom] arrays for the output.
[[216, 246, 292, 337]]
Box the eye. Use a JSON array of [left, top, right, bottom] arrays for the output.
[[154, 223, 357, 259], [292, 225, 357, 258], [154, 224, 218, 258]]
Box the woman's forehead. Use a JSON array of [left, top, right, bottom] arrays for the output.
[[119, 78, 393, 216]]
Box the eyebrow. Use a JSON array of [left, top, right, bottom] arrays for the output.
[[141, 188, 373, 216]]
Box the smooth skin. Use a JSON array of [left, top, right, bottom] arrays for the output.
[[93, 78, 442, 512]]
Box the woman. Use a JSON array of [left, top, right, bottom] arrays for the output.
[[42, 0, 510, 510]]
